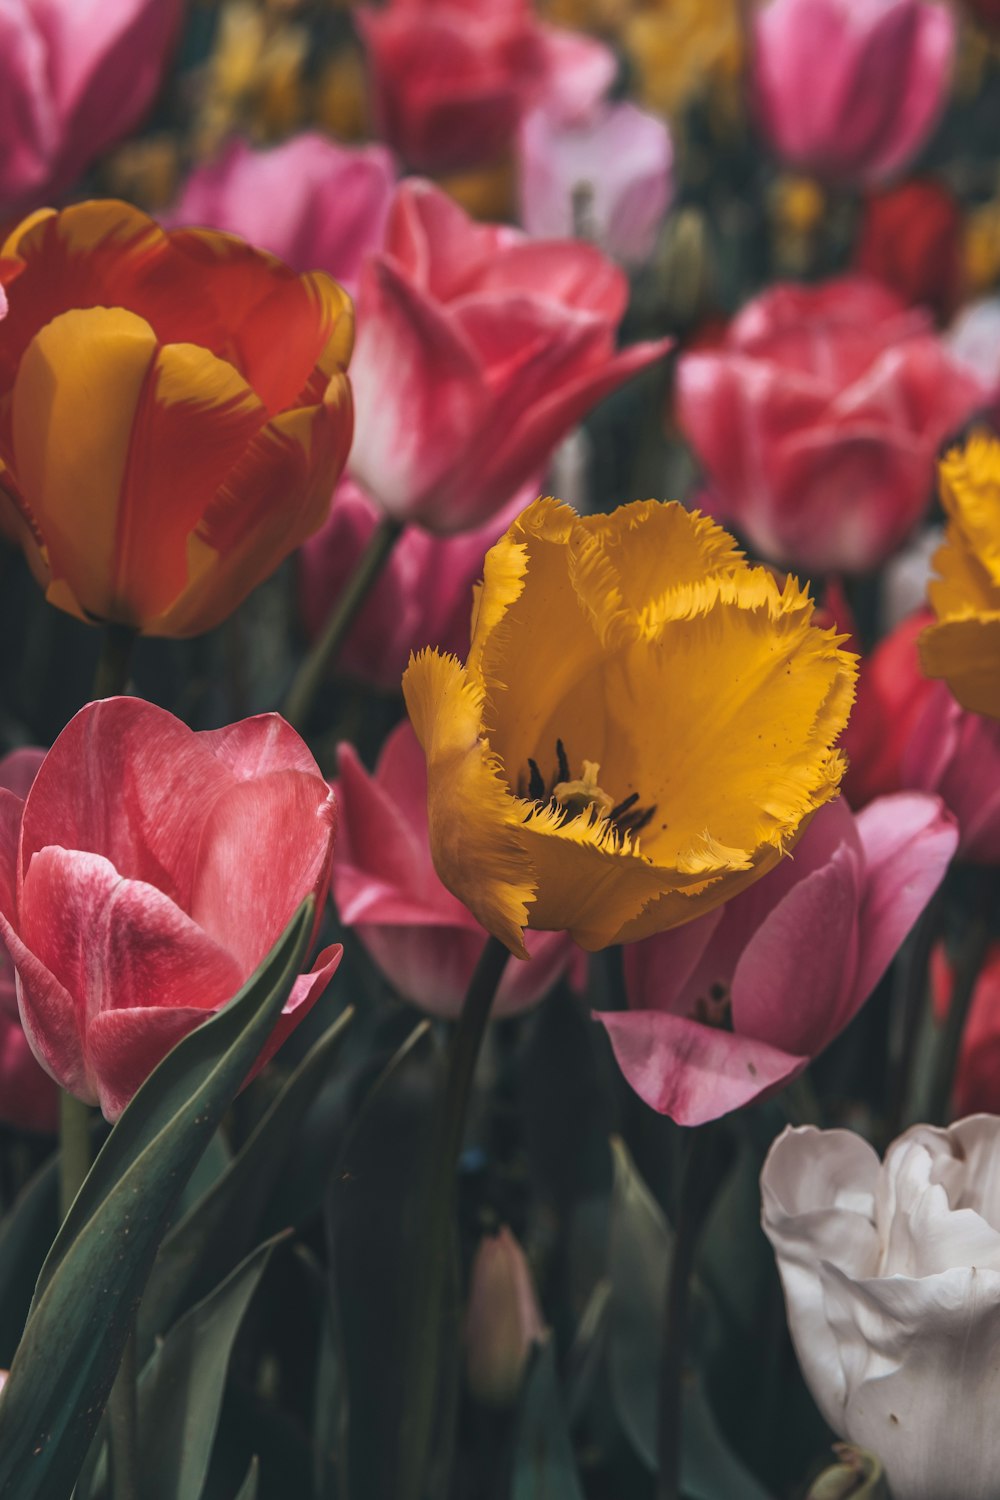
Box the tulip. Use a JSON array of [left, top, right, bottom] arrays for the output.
[[598, 794, 955, 1125], [761, 1115, 1000, 1500], [402, 497, 857, 955], [0, 199, 354, 637], [464, 1226, 546, 1407], [752, 0, 955, 185], [357, 0, 615, 174], [349, 180, 670, 533], [517, 101, 674, 267], [166, 134, 396, 296], [854, 179, 962, 321], [841, 612, 936, 808], [676, 276, 986, 575], [334, 723, 585, 1016], [0, 0, 182, 215], [623, 0, 744, 122], [944, 296, 1000, 403], [0, 749, 57, 1133], [0, 698, 341, 1121], [298, 478, 540, 694], [920, 432, 1000, 718]]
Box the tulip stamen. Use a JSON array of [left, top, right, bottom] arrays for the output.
[[693, 982, 733, 1030], [521, 740, 657, 839]]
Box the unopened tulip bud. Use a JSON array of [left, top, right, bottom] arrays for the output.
[[464, 1227, 546, 1408]]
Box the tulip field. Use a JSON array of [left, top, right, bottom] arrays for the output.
[[1, 1, 1000, 1498]]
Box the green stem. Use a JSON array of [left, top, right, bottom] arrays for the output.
[[108, 1317, 139, 1500], [884, 891, 943, 1142], [92, 623, 137, 700], [396, 935, 510, 1500], [657, 1125, 732, 1500], [58, 1090, 92, 1222], [928, 913, 991, 1126], [282, 515, 403, 732]]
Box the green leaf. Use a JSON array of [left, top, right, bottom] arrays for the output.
[[230, 1457, 259, 1500], [0, 898, 315, 1500], [512, 1341, 585, 1500], [139, 1006, 353, 1361], [606, 1137, 771, 1500], [139, 1236, 284, 1500], [0, 1154, 57, 1365]]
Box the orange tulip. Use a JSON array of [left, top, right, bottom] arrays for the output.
[[0, 199, 353, 636]]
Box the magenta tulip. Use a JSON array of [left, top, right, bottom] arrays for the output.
[[752, 0, 955, 185], [597, 794, 956, 1125], [0, 749, 57, 1133], [517, 101, 674, 267], [333, 722, 586, 1018], [0, 699, 341, 1121], [348, 179, 671, 533], [902, 681, 1000, 864], [166, 134, 396, 296], [0, 0, 182, 214], [676, 277, 987, 574], [298, 477, 539, 692]]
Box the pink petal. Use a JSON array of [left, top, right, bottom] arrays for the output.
[[0, 1007, 57, 1133], [596, 1008, 804, 1126], [335, 737, 434, 899], [0, 789, 23, 925], [0, 909, 88, 1100], [249, 942, 342, 1076], [0, 747, 45, 800], [534, 23, 616, 124], [87, 1004, 211, 1120], [197, 712, 323, 781], [189, 770, 335, 976], [622, 907, 723, 1014], [852, 792, 957, 1001]]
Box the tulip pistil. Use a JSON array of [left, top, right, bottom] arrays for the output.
[[523, 739, 657, 837], [692, 982, 733, 1030]]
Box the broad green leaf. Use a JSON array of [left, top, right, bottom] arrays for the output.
[[139, 1236, 284, 1500], [512, 1341, 585, 1500], [230, 1457, 259, 1500], [606, 1137, 771, 1500], [0, 1155, 57, 1365], [139, 1006, 353, 1360], [0, 899, 315, 1500]]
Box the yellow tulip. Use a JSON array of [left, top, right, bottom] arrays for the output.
[[920, 432, 1000, 718], [402, 498, 856, 956]]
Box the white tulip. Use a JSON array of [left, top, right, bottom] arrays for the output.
[[761, 1117, 1000, 1500]]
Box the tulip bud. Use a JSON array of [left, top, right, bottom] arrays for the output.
[[464, 1227, 546, 1408]]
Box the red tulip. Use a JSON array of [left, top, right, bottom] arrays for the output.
[[358, 0, 614, 173], [298, 477, 539, 692], [598, 794, 956, 1125], [0, 749, 57, 1133], [933, 944, 1000, 1115], [676, 277, 987, 574], [752, 0, 955, 185], [855, 179, 962, 321], [0, 700, 341, 1121], [333, 722, 586, 1018], [841, 610, 936, 808], [349, 179, 671, 532]]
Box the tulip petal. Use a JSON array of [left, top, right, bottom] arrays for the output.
[[335, 739, 438, 904], [0, 789, 23, 924], [87, 1004, 214, 1120], [189, 770, 335, 974], [20, 846, 244, 1024], [198, 713, 322, 781], [596, 1007, 804, 1125], [621, 907, 724, 1015], [402, 648, 535, 957], [919, 615, 1000, 719], [248, 942, 342, 1079], [0, 911, 88, 1099], [852, 792, 957, 1002]]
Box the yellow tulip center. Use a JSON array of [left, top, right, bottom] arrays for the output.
[[523, 739, 657, 836]]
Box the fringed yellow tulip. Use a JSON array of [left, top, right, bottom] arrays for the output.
[[402, 499, 857, 956], [920, 432, 1000, 718]]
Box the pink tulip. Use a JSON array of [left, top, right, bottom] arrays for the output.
[[0, 699, 341, 1121], [357, 0, 614, 174], [752, 0, 955, 185], [517, 101, 674, 267], [333, 722, 586, 1018], [298, 477, 539, 692], [0, 0, 182, 214], [465, 1226, 546, 1407], [676, 277, 987, 574], [597, 794, 956, 1126], [902, 681, 1000, 864], [349, 179, 671, 533], [0, 749, 57, 1133], [166, 134, 397, 297]]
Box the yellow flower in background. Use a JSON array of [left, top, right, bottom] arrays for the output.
[[920, 433, 1000, 718], [625, 0, 745, 123], [402, 499, 856, 956]]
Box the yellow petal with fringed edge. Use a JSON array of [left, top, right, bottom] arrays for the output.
[[402, 497, 857, 956], [920, 432, 1000, 718]]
